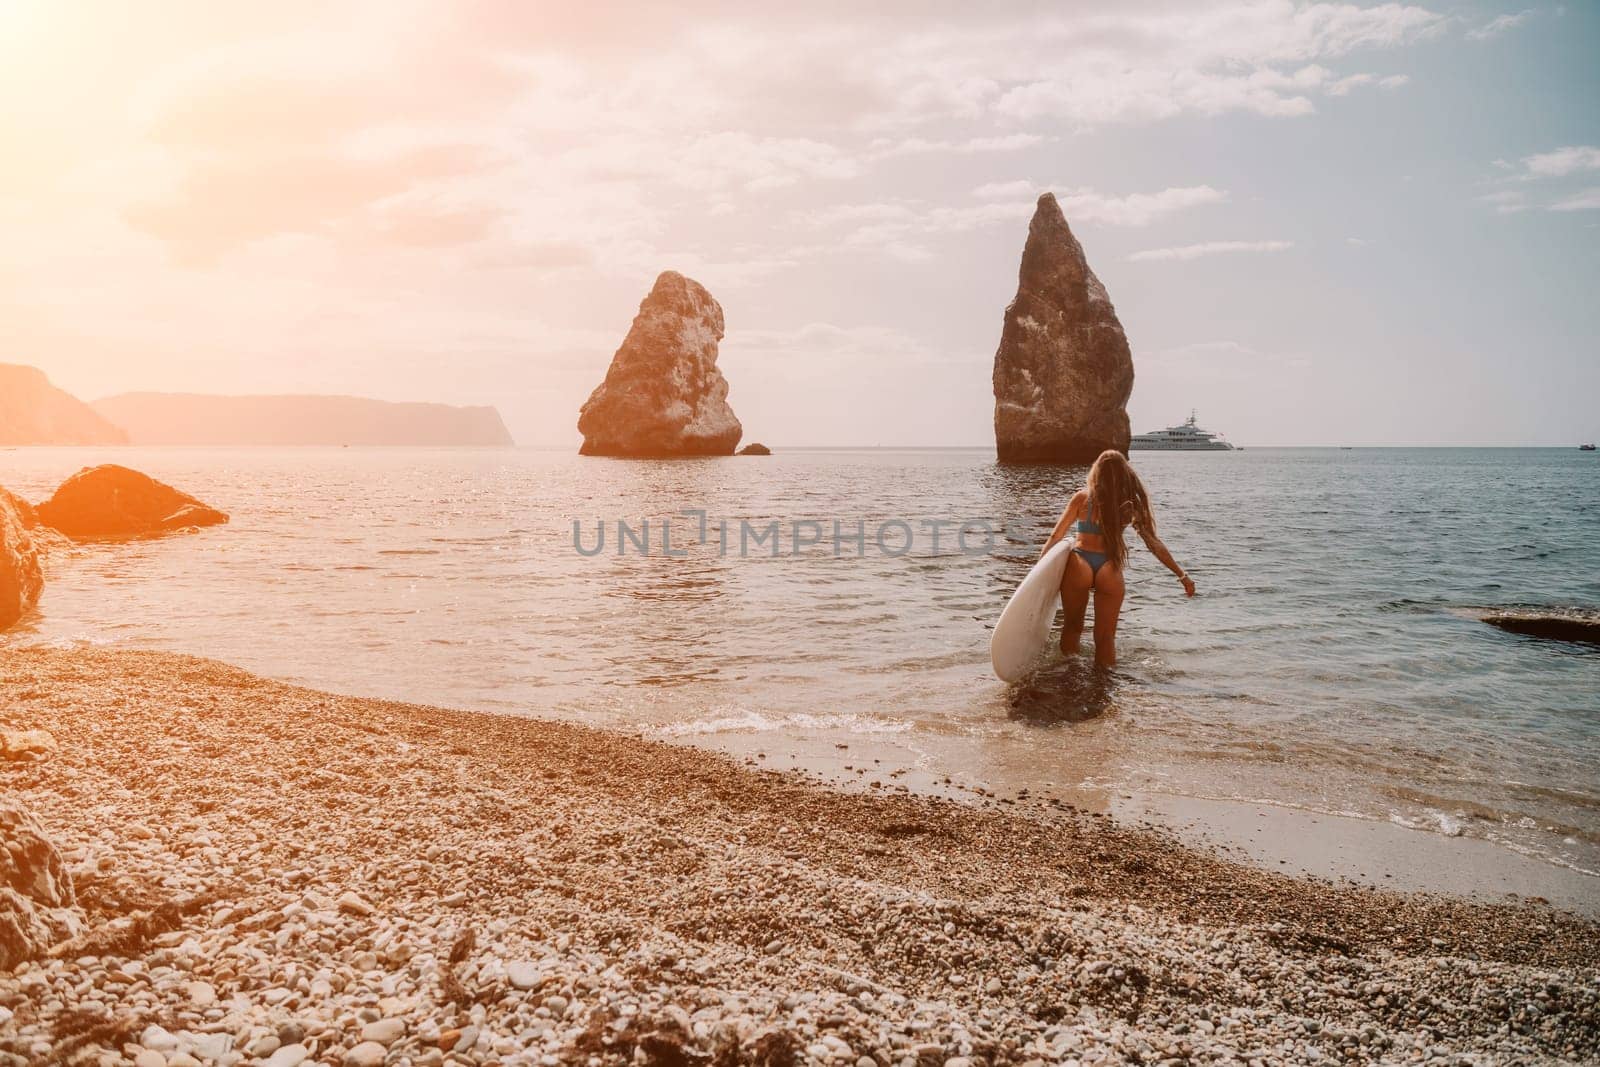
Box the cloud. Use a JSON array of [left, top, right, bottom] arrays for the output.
[[1519, 145, 1600, 179], [2, 0, 1457, 441], [728, 322, 958, 368], [800, 198, 1030, 262], [662, 132, 862, 191], [1323, 71, 1411, 95], [810, 184, 1226, 261], [371, 203, 504, 248], [868, 134, 1046, 158], [92, 2, 1450, 270], [1063, 186, 1229, 226], [972, 181, 1043, 201], [1549, 188, 1600, 212], [466, 241, 595, 274], [1481, 146, 1600, 214], [1478, 189, 1529, 214], [1128, 240, 1294, 262], [1467, 10, 1535, 41], [988, 5, 1442, 126], [974, 183, 1228, 225], [124, 143, 495, 264]]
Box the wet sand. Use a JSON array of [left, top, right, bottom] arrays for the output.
[[1118, 794, 1600, 918], [682, 729, 1600, 919], [2, 647, 1598, 1065]]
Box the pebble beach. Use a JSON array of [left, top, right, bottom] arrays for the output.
[[3, 647, 1598, 1066]]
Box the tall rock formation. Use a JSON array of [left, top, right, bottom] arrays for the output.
[[578, 272, 742, 457], [0, 364, 128, 446], [992, 193, 1134, 463]]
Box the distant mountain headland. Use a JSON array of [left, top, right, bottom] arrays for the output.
[[0, 364, 128, 446], [91, 393, 515, 446]]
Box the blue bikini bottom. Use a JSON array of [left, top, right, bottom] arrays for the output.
[[1074, 547, 1109, 576]]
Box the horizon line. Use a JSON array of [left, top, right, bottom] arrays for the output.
[[7, 443, 1596, 452]]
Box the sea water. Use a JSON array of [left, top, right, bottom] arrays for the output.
[[3, 446, 1597, 879]]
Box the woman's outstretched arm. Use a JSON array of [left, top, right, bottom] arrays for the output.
[[1136, 520, 1196, 597]]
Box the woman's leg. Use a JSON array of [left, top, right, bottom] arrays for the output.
[[1059, 552, 1093, 654], [1091, 564, 1126, 668]]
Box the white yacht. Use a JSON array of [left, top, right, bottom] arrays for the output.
[[1130, 410, 1235, 451]]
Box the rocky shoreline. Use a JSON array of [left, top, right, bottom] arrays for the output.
[[2, 647, 1597, 1066]]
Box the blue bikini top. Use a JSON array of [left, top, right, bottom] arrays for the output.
[[1074, 496, 1103, 536]]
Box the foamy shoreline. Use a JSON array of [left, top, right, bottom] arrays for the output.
[[2, 647, 1597, 1066]]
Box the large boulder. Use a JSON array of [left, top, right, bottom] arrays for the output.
[[0, 487, 44, 630], [993, 193, 1135, 463], [578, 271, 743, 457], [0, 801, 79, 970], [35, 465, 228, 541]]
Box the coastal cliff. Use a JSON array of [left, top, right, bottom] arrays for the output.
[[0, 364, 127, 446], [578, 272, 743, 456], [91, 393, 515, 446], [993, 194, 1134, 463]]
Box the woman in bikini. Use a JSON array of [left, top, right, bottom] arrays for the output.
[[1041, 449, 1195, 668]]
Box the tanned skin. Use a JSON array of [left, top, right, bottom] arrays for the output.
[[1042, 487, 1195, 668]]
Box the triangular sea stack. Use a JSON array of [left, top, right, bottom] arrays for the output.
[[993, 193, 1134, 463], [578, 271, 743, 457]]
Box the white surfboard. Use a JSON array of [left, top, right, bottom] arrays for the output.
[[990, 539, 1073, 682]]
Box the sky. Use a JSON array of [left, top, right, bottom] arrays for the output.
[[2, 0, 1597, 447]]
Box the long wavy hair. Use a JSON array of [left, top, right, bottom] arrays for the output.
[[1085, 450, 1153, 569]]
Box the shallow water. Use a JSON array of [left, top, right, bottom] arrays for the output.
[[4, 446, 1598, 880]]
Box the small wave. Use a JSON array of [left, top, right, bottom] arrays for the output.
[[1388, 810, 1465, 837], [1376, 598, 1439, 614], [25, 634, 118, 650], [654, 710, 914, 738]]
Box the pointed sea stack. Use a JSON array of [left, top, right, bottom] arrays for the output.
[[578, 272, 742, 457], [993, 193, 1134, 463]]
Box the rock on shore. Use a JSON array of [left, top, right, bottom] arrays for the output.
[[0, 488, 44, 630], [1, 647, 1596, 1066], [578, 272, 743, 457], [0, 801, 79, 970], [993, 194, 1134, 463], [34, 465, 227, 541], [1481, 607, 1600, 646]]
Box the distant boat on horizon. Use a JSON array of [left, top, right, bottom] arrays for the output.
[[1130, 410, 1235, 451], [1582, 442, 1597, 451]]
